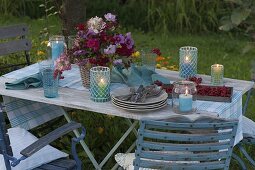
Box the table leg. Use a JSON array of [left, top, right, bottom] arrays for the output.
[[99, 120, 138, 168], [63, 110, 138, 170], [63, 111, 101, 169]]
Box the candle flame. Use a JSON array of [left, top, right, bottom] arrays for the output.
[[100, 78, 105, 84], [216, 64, 219, 67], [185, 88, 188, 96], [185, 56, 189, 62]]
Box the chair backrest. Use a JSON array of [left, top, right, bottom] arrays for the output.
[[0, 106, 13, 170], [0, 24, 31, 73], [134, 115, 238, 170]]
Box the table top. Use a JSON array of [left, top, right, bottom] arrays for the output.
[[0, 69, 254, 120]]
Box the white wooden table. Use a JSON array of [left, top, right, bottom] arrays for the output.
[[0, 69, 254, 169]]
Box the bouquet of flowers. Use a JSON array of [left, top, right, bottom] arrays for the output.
[[68, 13, 136, 68]]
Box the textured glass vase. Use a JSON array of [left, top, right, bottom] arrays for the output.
[[90, 66, 110, 102], [179, 46, 198, 78]]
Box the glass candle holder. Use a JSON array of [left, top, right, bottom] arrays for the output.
[[211, 64, 224, 85], [41, 63, 59, 98], [141, 50, 156, 71], [49, 35, 66, 61], [67, 35, 75, 49], [90, 66, 110, 102], [179, 46, 198, 78], [172, 80, 197, 114]]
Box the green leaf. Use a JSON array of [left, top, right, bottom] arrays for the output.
[[231, 8, 251, 25], [219, 20, 234, 31], [39, 4, 45, 7]]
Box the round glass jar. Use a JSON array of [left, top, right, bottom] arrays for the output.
[[172, 80, 197, 114]]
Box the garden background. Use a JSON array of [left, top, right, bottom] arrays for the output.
[[0, 0, 255, 169]]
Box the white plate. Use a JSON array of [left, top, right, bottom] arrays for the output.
[[111, 87, 168, 105], [112, 98, 167, 109], [112, 101, 168, 112]]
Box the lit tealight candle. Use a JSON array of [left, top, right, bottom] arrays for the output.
[[184, 55, 191, 63], [179, 88, 193, 112], [97, 78, 107, 98], [211, 64, 224, 85]]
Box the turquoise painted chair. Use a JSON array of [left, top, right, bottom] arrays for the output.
[[232, 79, 255, 169], [133, 116, 238, 170]]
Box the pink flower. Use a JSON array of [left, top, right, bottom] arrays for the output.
[[125, 32, 134, 49], [104, 13, 116, 22], [86, 39, 100, 52], [87, 16, 106, 34], [104, 45, 116, 54], [54, 53, 71, 79]]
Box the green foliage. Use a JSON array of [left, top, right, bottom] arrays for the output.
[[219, 0, 255, 54], [85, 0, 230, 33]]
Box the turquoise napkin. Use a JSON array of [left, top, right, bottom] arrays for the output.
[[111, 65, 171, 86], [5, 73, 42, 90]]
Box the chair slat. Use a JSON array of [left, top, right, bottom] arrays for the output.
[[141, 140, 231, 152], [137, 159, 226, 170], [143, 129, 233, 142], [144, 120, 238, 129], [0, 24, 28, 39], [0, 39, 31, 56], [139, 150, 228, 162]]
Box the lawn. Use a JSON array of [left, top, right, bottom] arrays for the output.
[[1, 15, 255, 169]]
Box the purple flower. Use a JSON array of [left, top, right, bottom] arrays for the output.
[[104, 13, 116, 22], [113, 59, 122, 65], [104, 44, 116, 54], [73, 50, 87, 56], [125, 32, 134, 49], [114, 34, 125, 45]]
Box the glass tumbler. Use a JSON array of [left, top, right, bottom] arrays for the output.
[[141, 50, 156, 71], [41, 64, 59, 98]]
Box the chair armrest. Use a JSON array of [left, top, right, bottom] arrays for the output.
[[20, 121, 82, 157]]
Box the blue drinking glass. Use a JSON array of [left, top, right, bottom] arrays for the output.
[[42, 67, 59, 98]]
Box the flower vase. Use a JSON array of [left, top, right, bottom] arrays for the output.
[[79, 65, 91, 88]]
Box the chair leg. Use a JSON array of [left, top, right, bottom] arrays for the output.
[[238, 143, 255, 166], [232, 152, 247, 170], [243, 88, 253, 115]]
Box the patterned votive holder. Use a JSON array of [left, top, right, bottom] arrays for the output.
[[211, 64, 224, 85], [179, 46, 198, 78], [90, 66, 110, 102], [41, 65, 59, 98], [49, 35, 65, 61]]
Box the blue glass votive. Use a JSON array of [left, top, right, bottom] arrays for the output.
[[42, 67, 59, 98], [179, 46, 198, 78], [49, 35, 65, 61]]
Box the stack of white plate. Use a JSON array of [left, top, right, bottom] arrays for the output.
[[111, 87, 168, 112]]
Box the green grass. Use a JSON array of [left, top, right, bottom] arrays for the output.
[[1, 15, 255, 169]]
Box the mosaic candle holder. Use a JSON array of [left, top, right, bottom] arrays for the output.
[[90, 66, 110, 102], [49, 35, 65, 61], [179, 46, 198, 78], [211, 64, 224, 85]]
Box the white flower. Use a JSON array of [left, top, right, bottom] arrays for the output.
[[87, 16, 106, 34]]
